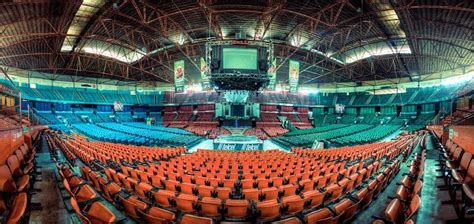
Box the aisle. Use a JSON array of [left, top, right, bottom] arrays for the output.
[[29, 134, 72, 223], [352, 136, 421, 223], [417, 134, 458, 223]]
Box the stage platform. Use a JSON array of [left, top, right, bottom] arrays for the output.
[[213, 135, 263, 150]]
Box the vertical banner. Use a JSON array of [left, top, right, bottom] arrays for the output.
[[288, 60, 300, 93], [268, 58, 277, 90], [174, 60, 185, 92], [200, 57, 210, 89]]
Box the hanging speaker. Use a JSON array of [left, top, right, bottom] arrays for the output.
[[211, 60, 220, 71], [258, 60, 267, 71]]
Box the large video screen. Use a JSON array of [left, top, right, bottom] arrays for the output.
[[223, 48, 258, 70], [231, 104, 245, 117]]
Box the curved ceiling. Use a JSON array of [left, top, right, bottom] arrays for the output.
[[0, 0, 473, 84]]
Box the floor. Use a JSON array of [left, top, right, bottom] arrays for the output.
[[29, 135, 73, 224]]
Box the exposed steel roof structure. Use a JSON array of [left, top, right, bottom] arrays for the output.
[[1, 0, 472, 84]]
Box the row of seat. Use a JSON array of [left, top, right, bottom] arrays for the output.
[[437, 137, 474, 220], [52, 132, 186, 165], [47, 130, 421, 223], [56, 162, 120, 223], [372, 143, 425, 223], [76, 163, 215, 223], [83, 151, 404, 223], [0, 143, 37, 223], [304, 159, 402, 223]]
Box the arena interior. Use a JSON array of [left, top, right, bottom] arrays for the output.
[[1, 0, 474, 223]]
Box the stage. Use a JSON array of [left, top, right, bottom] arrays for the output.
[[188, 135, 287, 152], [213, 135, 264, 150]]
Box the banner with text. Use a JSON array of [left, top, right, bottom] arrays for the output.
[[174, 60, 185, 92], [268, 58, 277, 90], [288, 60, 299, 93], [200, 57, 210, 89]]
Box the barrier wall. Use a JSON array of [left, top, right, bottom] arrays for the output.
[[0, 129, 24, 165], [450, 125, 474, 153], [0, 126, 44, 165]]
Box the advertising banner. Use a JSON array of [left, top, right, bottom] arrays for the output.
[[174, 60, 185, 92], [200, 57, 210, 89], [268, 58, 277, 90], [289, 60, 299, 93]]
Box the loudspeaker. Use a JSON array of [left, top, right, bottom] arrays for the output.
[[211, 60, 220, 71], [258, 60, 267, 71]]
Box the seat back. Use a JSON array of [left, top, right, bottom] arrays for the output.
[[257, 199, 281, 221], [216, 187, 231, 199], [180, 183, 196, 195], [153, 190, 175, 208], [136, 182, 153, 199], [243, 189, 259, 201], [460, 152, 472, 170], [464, 161, 474, 184], [103, 182, 122, 202], [75, 184, 98, 203], [119, 196, 147, 220], [200, 197, 222, 217], [6, 155, 22, 177], [406, 195, 421, 220], [384, 199, 403, 223], [304, 207, 332, 224], [453, 147, 463, 161], [224, 199, 249, 219], [261, 187, 279, 200], [181, 214, 213, 224], [303, 190, 325, 209], [0, 165, 17, 193], [87, 201, 116, 224], [137, 209, 168, 224], [175, 194, 198, 213], [282, 196, 305, 214], [6, 192, 28, 224], [198, 185, 214, 197], [70, 197, 91, 224], [272, 217, 302, 224], [396, 185, 409, 201], [413, 180, 423, 195], [147, 206, 176, 222], [13, 150, 25, 164]]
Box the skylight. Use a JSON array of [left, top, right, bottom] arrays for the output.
[[343, 41, 412, 64], [61, 0, 106, 52], [78, 40, 146, 63], [60, 0, 146, 63]]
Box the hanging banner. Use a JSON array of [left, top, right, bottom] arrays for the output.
[[288, 60, 299, 93], [268, 58, 277, 90], [174, 60, 185, 92], [200, 57, 210, 89]]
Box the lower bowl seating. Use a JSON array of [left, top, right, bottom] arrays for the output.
[[45, 129, 424, 223]]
